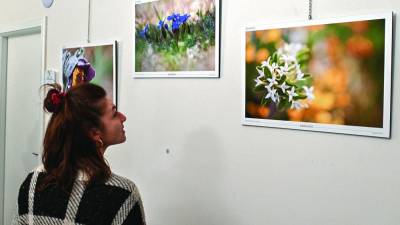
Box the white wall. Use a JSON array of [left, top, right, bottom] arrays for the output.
[[1, 0, 400, 225]]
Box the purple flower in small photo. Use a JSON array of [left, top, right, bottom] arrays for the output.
[[76, 58, 95, 81], [172, 21, 180, 31], [139, 24, 149, 38], [157, 20, 165, 29], [179, 14, 191, 24]]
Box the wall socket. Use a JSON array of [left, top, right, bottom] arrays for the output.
[[43, 69, 58, 84]]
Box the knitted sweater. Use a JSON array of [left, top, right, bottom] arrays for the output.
[[12, 167, 146, 225]]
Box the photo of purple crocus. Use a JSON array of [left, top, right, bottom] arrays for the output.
[[62, 42, 117, 103], [135, 0, 220, 76]]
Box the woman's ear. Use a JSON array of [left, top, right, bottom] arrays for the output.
[[87, 128, 102, 142]]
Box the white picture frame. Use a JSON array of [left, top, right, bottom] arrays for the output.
[[133, 0, 221, 78], [242, 12, 393, 138], [61, 41, 118, 105]]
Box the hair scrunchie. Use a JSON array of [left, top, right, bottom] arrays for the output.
[[51, 92, 65, 105], [47, 91, 66, 113]]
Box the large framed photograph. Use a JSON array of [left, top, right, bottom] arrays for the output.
[[242, 12, 393, 138], [62, 41, 118, 105], [134, 0, 221, 78]]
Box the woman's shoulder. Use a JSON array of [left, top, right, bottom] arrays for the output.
[[16, 167, 47, 216], [105, 173, 141, 199], [19, 165, 46, 188]]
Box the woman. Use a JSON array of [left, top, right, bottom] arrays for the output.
[[13, 83, 145, 225]]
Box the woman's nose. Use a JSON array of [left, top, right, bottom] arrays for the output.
[[118, 112, 126, 122]]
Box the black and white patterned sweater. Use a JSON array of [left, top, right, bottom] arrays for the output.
[[12, 167, 146, 225]]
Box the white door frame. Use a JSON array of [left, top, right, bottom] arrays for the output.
[[0, 17, 47, 222]]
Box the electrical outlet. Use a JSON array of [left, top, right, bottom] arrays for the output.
[[43, 69, 58, 84]]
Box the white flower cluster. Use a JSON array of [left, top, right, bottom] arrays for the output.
[[254, 43, 314, 110]]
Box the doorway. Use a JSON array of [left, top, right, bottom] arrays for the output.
[[0, 18, 47, 225]]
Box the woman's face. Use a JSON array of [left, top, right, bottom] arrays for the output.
[[99, 98, 126, 148]]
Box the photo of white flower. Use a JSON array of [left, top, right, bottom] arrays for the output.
[[252, 42, 314, 111], [243, 13, 393, 138]]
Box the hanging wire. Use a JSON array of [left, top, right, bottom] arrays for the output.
[[87, 0, 91, 43], [308, 0, 312, 20]]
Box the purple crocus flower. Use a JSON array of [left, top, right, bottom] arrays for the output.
[[66, 58, 96, 88], [167, 13, 175, 21], [167, 12, 191, 31], [179, 14, 190, 24], [139, 24, 149, 38], [63, 48, 96, 89], [157, 20, 164, 29], [76, 58, 95, 81], [172, 21, 180, 31]]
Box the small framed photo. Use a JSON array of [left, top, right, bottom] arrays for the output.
[[134, 0, 221, 78], [242, 12, 393, 138], [62, 41, 118, 105]]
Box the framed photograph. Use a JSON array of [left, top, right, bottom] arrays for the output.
[[134, 0, 221, 78], [62, 41, 118, 105], [242, 12, 393, 138]]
